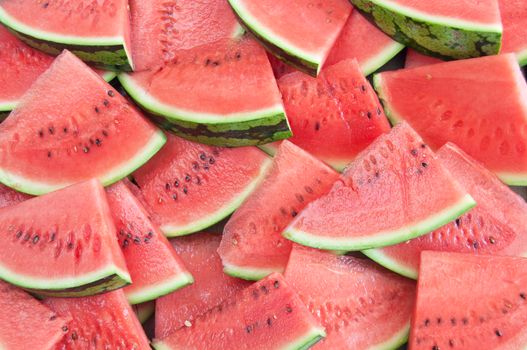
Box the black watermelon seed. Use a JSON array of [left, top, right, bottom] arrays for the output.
[[432, 345, 440, 350], [473, 242, 479, 249], [315, 122, 320, 131], [199, 153, 206, 160], [246, 325, 252, 333], [304, 186, 313, 194], [165, 183, 171, 191], [260, 285, 268, 294], [520, 293, 526, 300], [377, 107, 382, 115], [63, 127, 68, 133], [274, 280, 280, 289], [174, 180, 180, 188], [147, 231, 154, 238], [185, 174, 191, 182], [103, 99, 109, 107], [360, 85, 366, 92], [267, 318, 272, 326], [449, 339, 454, 347], [291, 210, 298, 218], [127, 233, 132, 239], [421, 143, 426, 148], [94, 107, 100, 113], [32, 235, 40, 244], [203, 164, 210, 171], [102, 130, 108, 137], [144, 237, 150, 243], [375, 171, 380, 178], [495, 329, 502, 337], [295, 194, 304, 203], [62, 326, 68, 332], [172, 193, 178, 201], [285, 305, 293, 313], [47, 151, 52, 158], [422, 162, 428, 168], [67, 242, 74, 250], [451, 318, 456, 326], [49, 315, 57, 321], [366, 111, 372, 119], [50, 233, 56, 242], [411, 149, 418, 156], [437, 318, 442, 324], [23, 233, 30, 241], [133, 237, 141, 244], [462, 318, 468, 325], [48, 126, 55, 135], [122, 239, 129, 248], [38, 129, 44, 137], [209, 157, 215, 164], [71, 331, 78, 340], [424, 319, 430, 327], [95, 138, 102, 146], [107, 90, 115, 97], [15, 231, 22, 239], [183, 187, 188, 195], [455, 218, 461, 227], [205, 58, 211, 66], [42, 2, 49, 8]]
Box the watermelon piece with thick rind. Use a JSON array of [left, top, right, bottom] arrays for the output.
[[405, 49, 443, 68], [219, 141, 340, 280], [365, 143, 527, 279], [153, 273, 325, 350], [350, 0, 502, 60], [284, 122, 475, 251], [0, 0, 133, 71], [44, 289, 151, 350], [284, 245, 415, 349], [106, 180, 193, 304], [228, 0, 351, 76], [375, 54, 527, 185], [411, 251, 527, 349], [133, 133, 271, 237], [0, 50, 165, 195], [156, 233, 250, 339], [499, 0, 527, 66], [0, 280, 69, 350]]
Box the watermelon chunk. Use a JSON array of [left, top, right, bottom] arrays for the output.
[[351, 0, 502, 59], [133, 133, 271, 236], [405, 49, 442, 69], [375, 54, 527, 185], [0, 179, 130, 296], [219, 141, 339, 280], [411, 251, 527, 349], [284, 122, 475, 251], [228, 0, 351, 76], [0, 50, 165, 195], [106, 180, 193, 304], [0, 280, 68, 350], [44, 289, 151, 349], [153, 273, 325, 350], [499, 0, 527, 66], [156, 233, 250, 339], [284, 246, 415, 349], [0, 0, 133, 70], [365, 143, 527, 279]]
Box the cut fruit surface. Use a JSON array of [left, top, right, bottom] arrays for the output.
[[106, 180, 193, 304], [0, 280, 68, 350], [499, 0, 527, 66], [0, 179, 130, 296], [44, 289, 150, 350], [156, 233, 250, 339], [404, 49, 442, 68], [119, 37, 290, 147], [366, 143, 527, 279], [0, 184, 31, 208], [153, 273, 325, 350], [228, 0, 351, 76], [0, 50, 165, 195], [284, 122, 475, 251], [375, 54, 527, 185], [411, 251, 527, 349], [219, 141, 340, 280], [133, 133, 271, 236], [284, 246, 415, 349], [0, 0, 133, 70], [351, 0, 502, 59]]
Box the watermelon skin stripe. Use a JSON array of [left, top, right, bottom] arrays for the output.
[[350, 0, 502, 60]]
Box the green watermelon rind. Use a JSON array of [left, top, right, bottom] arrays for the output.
[[0, 130, 166, 195], [361, 40, 405, 76], [118, 73, 292, 147], [362, 248, 418, 280], [222, 261, 283, 281], [350, 0, 502, 60], [135, 302, 155, 324], [371, 322, 411, 350], [518, 48, 527, 67], [283, 194, 475, 251], [126, 272, 194, 305], [159, 158, 273, 237]]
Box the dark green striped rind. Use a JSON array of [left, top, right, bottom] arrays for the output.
[[350, 0, 502, 60], [27, 273, 129, 298]]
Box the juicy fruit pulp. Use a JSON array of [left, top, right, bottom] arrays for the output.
[[219, 141, 340, 280], [405, 49, 442, 68], [375, 54, 527, 185], [411, 251, 527, 349], [0, 179, 130, 296], [499, 0, 527, 65], [366, 143, 527, 279], [153, 273, 325, 350], [284, 122, 475, 251]]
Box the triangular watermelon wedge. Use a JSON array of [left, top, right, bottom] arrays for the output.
[[283, 122, 475, 251]]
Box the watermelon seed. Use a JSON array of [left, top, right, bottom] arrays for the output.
[[449, 339, 454, 347], [375, 171, 380, 178], [102, 130, 108, 137], [473, 242, 479, 249], [462, 318, 468, 325], [185, 174, 191, 182], [411, 149, 418, 156], [49, 315, 56, 321], [366, 111, 372, 119], [184, 320, 192, 327], [432, 346, 439, 350], [42, 2, 49, 8], [15, 231, 22, 239], [245, 325, 252, 333], [147, 231, 154, 238], [285, 305, 293, 313], [95, 138, 102, 146], [296, 194, 304, 203], [174, 180, 180, 188], [63, 127, 68, 133], [23, 233, 30, 241], [360, 85, 366, 92], [83, 146, 90, 153], [103, 99, 109, 107], [48, 126, 55, 135], [209, 157, 215, 164], [377, 107, 382, 115], [520, 293, 526, 299], [144, 237, 150, 243], [436, 317, 442, 324], [133, 236, 141, 244], [165, 183, 170, 190], [260, 285, 269, 294], [304, 186, 313, 194], [203, 164, 210, 171], [122, 239, 129, 248], [422, 162, 428, 168], [192, 162, 199, 170], [199, 152, 206, 160], [489, 236, 496, 244], [183, 187, 188, 195], [315, 122, 320, 131], [495, 329, 502, 337], [126, 233, 132, 239], [94, 107, 100, 113], [107, 90, 115, 97], [71, 331, 78, 340], [455, 219, 461, 227], [38, 129, 44, 137], [266, 318, 272, 326], [424, 319, 430, 327], [450, 318, 456, 326], [47, 151, 52, 158], [50, 232, 56, 242], [421, 143, 426, 149], [291, 210, 298, 217], [274, 280, 280, 289], [62, 326, 68, 332], [32, 235, 39, 244]]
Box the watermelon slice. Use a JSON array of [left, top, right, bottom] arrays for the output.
[[219, 141, 340, 280], [351, 0, 502, 59], [263, 59, 391, 170], [227, 0, 351, 76], [106, 180, 193, 304], [375, 54, 527, 185], [365, 143, 527, 279], [133, 301, 155, 324], [0, 179, 130, 296], [411, 251, 527, 349], [133, 133, 271, 236], [284, 122, 476, 251], [120, 37, 291, 147], [44, 289, 151, 349], [499, 0, 527, 66], [0, 280, 68, 350], [0, 0, 133, 71], [284, 246, 415, 349], [405, 49, 442, 68], [153, 273, 325, 350], [156, 232, 251, 339], [0, 50, 165, 195]]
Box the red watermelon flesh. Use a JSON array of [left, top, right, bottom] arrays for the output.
[[218, 141, 340, 280], [0, 179, 130, 296], [366, 143, 527, 279], [0, 183, 31, 208], [284, 245, 415, 349], [404, 49, 443, 68], [155, 232, 250, 339], [411, 251, 527, 349], [268, 52, 296, 79], [153, 273, 325, 350], [375, 54, 527, 185], [133, 133, 271, 236], [284, 122, 475, 251], [0, 50, 165, 195], [499, 0, 527, 65], [105, 180, 193, 304], [0, 280, 68, 350], [44, 289, 151, 350]]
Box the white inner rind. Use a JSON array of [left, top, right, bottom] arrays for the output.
[[362, 248, 418, 279], [360, 41, 405, 76], [222, 261, 283, 281], [368, 322, 410, 350], [126, 272, 194, 305]]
